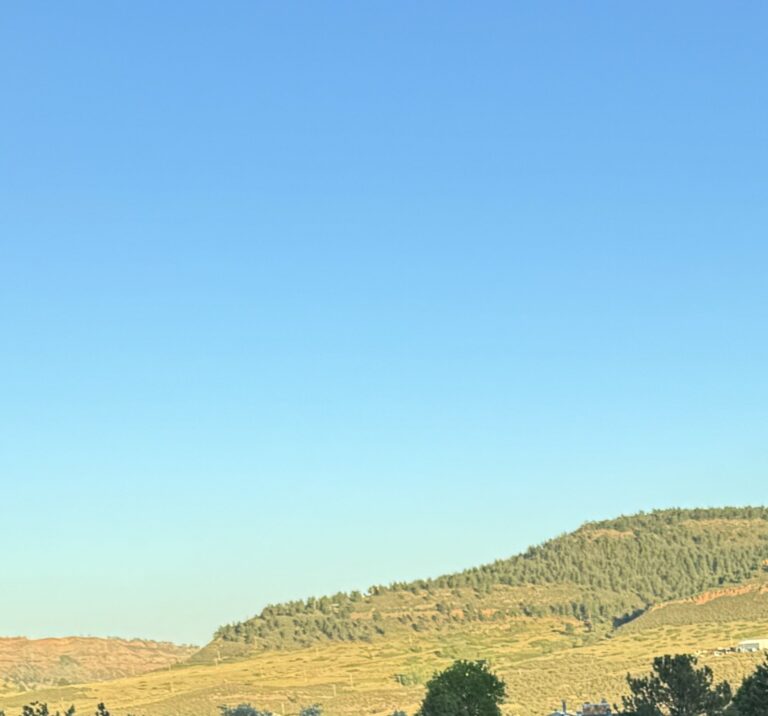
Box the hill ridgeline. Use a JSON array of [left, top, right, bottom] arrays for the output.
[[209, 507, 768, 655]]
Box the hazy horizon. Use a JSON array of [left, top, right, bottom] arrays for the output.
[[2, 2, 767, 645]]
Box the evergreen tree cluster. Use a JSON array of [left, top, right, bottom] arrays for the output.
[[621, 653, 768, 716]]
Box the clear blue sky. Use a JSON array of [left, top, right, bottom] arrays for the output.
[[1, 2, 767, 646]]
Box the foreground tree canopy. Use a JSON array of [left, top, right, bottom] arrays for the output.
[[731, 657, 768, 716], [417, 659, 506, 716], [622, 654, 732, 716]]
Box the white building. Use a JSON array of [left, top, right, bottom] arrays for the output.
[[737, 638, 768, 652]]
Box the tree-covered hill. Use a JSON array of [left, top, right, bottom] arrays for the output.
[[209, 507, 768, 655]]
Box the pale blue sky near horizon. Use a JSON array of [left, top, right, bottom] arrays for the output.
[[1, 2, 767, 645]]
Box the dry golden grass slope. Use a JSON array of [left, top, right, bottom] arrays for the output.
[[0, 637, 196, 693], [2, 584, 768, 716]]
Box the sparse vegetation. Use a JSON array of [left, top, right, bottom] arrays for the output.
[[0, 637, 194, 692], [7, 704, 109, 716], [299, 706, 322, 716], [21, 704, 75, 716]]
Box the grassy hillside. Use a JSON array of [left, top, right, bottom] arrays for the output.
[[3, 508, 768, 716], [617, 582, 768, 633], [0, 637, 197, 692], [213, 508, 768, 652], [1, 604, 766, 716]]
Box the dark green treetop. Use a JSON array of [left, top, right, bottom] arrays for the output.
[[622, 654, 732, 716], [299, 706, 322, 716], [219, 705, 274, 716], [417, 660, 506, 716], [731, 657, 768, 716]]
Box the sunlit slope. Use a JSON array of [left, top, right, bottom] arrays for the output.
[[617, 581, 768, 633], [191, 583, 599, 665], [2, 611, 767, 716], [0, 637, 196, 692]]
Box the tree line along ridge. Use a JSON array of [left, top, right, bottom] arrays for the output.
[[212, 507, 768, 651]]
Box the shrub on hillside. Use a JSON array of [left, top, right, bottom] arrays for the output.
[[220, 705, 274, 716]]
